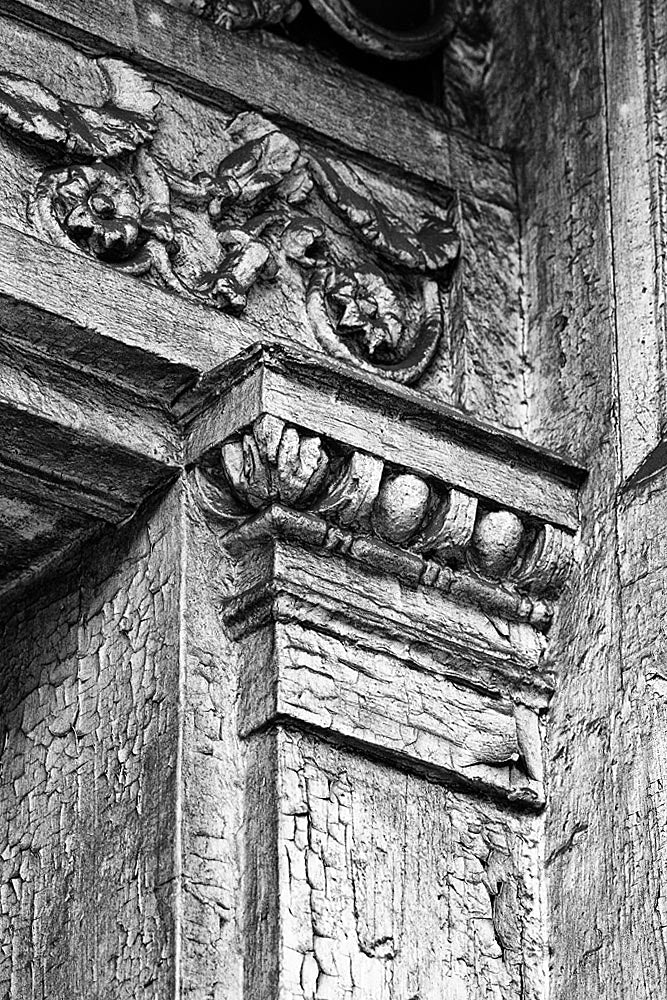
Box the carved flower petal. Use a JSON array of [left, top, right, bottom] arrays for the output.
[[275, 428, 328, 506], [295, 436, 329, 502], [253, 415, 286, 467], [221, 435, 272, 509], [275, 426, 302, 505], [220, 439, 246, 499]]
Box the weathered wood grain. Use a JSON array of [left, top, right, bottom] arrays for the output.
[[243, 617, 545, 803], [602, 0, 664, 480], [485, 1, 667, 998], [1, 0, 637, 995], [487, 0, 626, 988], [181, 487, 247, 998], [223, 532, 551, 805], [272, 728, 546, 999], [226, 533, 551, 699], [0, 489, 183, 999]]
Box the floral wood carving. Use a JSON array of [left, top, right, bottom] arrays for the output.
[[0, 60, 158, 156], [195, 415, 574, 622], [0, 61, 460, 385]]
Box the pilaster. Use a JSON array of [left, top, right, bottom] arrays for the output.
[[0, 4, 587, 997]]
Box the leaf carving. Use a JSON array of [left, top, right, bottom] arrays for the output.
[[310, 156, 460, 273], [207, 112, 308, 216], [0, 58, 158, 159]]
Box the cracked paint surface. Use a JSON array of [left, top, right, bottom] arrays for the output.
[[270, 729, 545, 1000], [0, 491, 181, 999]]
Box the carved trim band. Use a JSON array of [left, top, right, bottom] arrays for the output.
[[0, 61, 459, 387], [194, 414, 575, 627]]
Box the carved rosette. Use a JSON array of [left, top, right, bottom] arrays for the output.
[[0, 61, 459, 387], [194, 415, 575, 624]]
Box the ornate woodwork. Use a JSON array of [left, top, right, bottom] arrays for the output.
[[0, 61, 459, 386], [1, 1, 640, 998]]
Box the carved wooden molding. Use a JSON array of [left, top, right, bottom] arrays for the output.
[[193, 413, 574, 629], [181, 343, 583, 529], [175, 344, 581, 807], [0, 61, 459, 386]]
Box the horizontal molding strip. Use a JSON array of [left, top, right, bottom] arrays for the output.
[[183, 343, 585, 530]]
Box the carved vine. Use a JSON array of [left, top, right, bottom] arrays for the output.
[[0, 61, 459, 386], [195, 415, 574, 614]]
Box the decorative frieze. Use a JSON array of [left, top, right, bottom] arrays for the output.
[[0, 61, 459, 385], [194, 412, 574, 627]]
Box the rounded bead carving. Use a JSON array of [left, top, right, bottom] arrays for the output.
[[469, 510, 524, 578], [372, 473, 430, 545]]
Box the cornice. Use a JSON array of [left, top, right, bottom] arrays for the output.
[[0, 333, 581, 810], [181, 342, 585, 530]]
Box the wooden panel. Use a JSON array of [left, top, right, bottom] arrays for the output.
[[274, 730, 546, 1000], [603, 0, 665, 479], [484, 1, 667, 998], [0, 0, 515, 201], [0, 490, 182, 998]]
